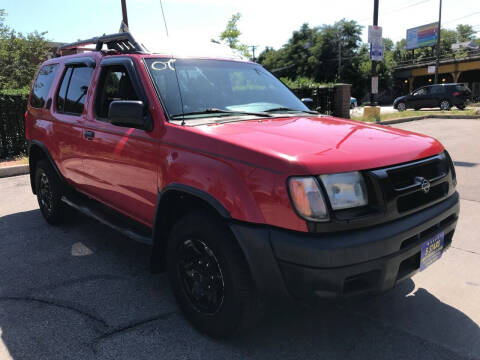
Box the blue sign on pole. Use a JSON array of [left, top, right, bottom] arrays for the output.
[[370, 43, 384, 61]]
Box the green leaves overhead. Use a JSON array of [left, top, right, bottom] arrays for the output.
[[0, 9, 49, 92]]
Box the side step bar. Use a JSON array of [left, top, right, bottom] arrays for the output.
[[61, 195, 153, 245]]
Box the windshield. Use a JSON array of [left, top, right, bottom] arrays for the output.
[[144, 58, 309, 120]]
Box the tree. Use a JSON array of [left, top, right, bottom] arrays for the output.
[[0, 9, 49, 91], [456, 24, 476, 42], [216, 13, 251, 58]]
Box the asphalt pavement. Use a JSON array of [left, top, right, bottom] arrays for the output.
[[0, 118, 478, 359]]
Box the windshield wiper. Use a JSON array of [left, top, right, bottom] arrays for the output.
[[264, 107, 319, 115], [171, 108, 274, 120]]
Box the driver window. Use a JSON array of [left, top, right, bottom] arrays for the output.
[[95, 65, 139, 119], [413, 88, 426, 96]]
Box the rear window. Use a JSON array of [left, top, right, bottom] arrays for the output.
[[56, 66, 94, 115], [455, 84, 471, 92], [430, 86, 444, 95], [30, 64, 59, 108]]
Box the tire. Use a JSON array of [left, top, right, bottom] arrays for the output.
[[166, 211, 258, 338], [457, 104, 466, 110], [440, 99, 451, 111], [35, 160, 71, 225], [414, 107, 421, 111], [397, 102, 407, 112]]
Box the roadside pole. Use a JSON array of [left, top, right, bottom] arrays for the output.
[[434, 0, 442, 84], [370, 0, 379, 106], [364, 0, 382, 123]]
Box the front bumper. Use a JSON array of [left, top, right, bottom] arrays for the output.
[[230, 192, 459, 304]]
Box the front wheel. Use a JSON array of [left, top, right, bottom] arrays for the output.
[[397, 102, 407, 112], [456, 104, 466, 110], [166, 212, 258, 338], [440, 100, 451, 111], [35, 160, 71, 225]]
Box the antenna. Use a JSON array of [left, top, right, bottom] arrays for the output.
[[159, 0, 169, 37]]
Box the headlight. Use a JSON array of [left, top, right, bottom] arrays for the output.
[[288, 177, 329, 221], [319, 171, 368, 210]]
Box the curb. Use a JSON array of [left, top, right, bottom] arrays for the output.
[[379, 114, 480, 125], [0, 164, 29, 178]]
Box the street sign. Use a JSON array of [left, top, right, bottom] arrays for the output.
[[370, 44, 384, 61], [372, 76, 379, 94], [406, 22, 438, 50], [368, 25, 383, 46], [428, 65, 436, 74]]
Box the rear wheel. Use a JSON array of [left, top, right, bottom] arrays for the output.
[[397, 102, 407, 112], [440, 100, 451, 111], [166, 212, 258, 338], [35, 160, 71, 225]]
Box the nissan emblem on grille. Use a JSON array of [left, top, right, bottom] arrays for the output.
[[416, 177, 431, 194]]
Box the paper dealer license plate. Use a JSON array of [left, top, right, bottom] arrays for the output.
[[420, 231, 444, 271]]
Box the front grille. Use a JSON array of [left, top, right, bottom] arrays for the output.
[[387, 156, 448, 190], [397, 182, 449, 212], [367, 151, 455, 220]]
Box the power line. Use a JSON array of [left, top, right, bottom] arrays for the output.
[[159, 0, 169, 37], [443, 11, 480, 25], [357, 0, 431, 23]]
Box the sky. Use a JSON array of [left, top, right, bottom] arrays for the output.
[[2, 0, 480, 54]]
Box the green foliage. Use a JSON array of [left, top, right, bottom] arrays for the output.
[[216, 13, 251, 58], [0, 9, 49, 91], [456, 24, 476, 42], [0, 87, 29, 95], [258, 20, 368, 99], [279, 76, 331, 89]]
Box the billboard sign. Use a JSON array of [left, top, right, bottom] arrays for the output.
[[406, 22, 439, 50]]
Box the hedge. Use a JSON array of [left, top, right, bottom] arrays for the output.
[[0, 94, 28, 159]]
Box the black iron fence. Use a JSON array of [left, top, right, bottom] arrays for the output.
[[291, 86, 336, 115], [0, 95, 28, 159]]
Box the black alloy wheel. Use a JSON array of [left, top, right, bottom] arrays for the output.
[[177, 238, 225, 315]]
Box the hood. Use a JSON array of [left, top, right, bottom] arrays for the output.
[[187, 115, 444, 175], [394, 95, 408, 103]]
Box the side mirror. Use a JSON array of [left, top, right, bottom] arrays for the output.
[[108, 100, 146, 130], [301, 97, 314, 109]]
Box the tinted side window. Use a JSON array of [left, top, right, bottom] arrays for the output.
[[56, 66, 94, 115], [430, 86, 444, 95], [95, 65, 139, 119], [30, 64, 59, 108]]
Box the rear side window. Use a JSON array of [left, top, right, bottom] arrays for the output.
[[30, 64, 59, 108], [430, 86, 444, 95], [56, 66, 94, 115]]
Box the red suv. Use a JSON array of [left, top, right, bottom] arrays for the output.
[[25, 33, 459, 338]]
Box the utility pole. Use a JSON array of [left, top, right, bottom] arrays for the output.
[[434, 0, 442, 84], [338, 36, 342, 79], [249, 45, 258, 61], [370, 0, 379, 106], [121, 0, 129, 28]]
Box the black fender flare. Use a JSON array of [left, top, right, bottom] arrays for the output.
[[28, 140, 65, 194], [150, 183, 231, 272]]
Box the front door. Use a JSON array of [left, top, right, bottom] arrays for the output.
[[81, 58, 158, 227], [410, 87, 429, 109]]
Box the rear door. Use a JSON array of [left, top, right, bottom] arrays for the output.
[[49, 59, 96, 186], [80, 57, 159, 227]]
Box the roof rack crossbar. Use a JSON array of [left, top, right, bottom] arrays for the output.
[[59, 32, 146, 55]]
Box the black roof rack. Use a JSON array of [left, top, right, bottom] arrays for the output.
[[58, 32, 147, 56]]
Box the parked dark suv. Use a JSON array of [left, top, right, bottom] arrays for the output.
[[394, 83, 471, 111]]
